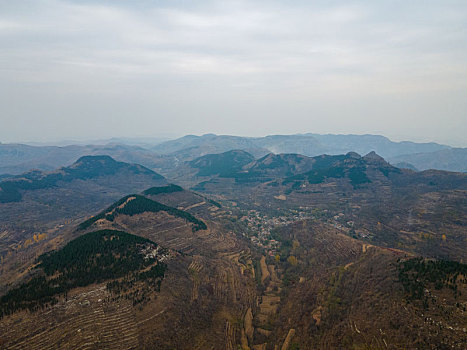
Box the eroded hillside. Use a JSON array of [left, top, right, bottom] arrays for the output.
[[0, 151, 466, 349]]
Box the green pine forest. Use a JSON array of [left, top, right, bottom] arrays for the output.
[[0, 230, 167, 317]]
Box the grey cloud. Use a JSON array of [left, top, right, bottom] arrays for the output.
[[0, 0, 466, 146]]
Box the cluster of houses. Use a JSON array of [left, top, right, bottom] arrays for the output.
[[240, 208, 315, 254], [139, 243, 171, 262], [240, 206, 370, 253]]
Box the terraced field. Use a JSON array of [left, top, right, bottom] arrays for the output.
[[1, 169, 465, 350], [267, 220, 467, 349], [0, 284, 139, 350]]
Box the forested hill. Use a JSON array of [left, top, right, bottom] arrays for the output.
[[78, 193, 207, 232], [191, 151, 398, 186], [69, 155, 164, 179], [0, 155, 165, 203], [189, 150, 255, 177], [0, 229, 168, 317]]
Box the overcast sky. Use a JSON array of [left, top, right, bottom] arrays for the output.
[[1, 0, 466, 146]]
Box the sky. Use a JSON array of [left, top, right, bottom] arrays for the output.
[[0, 0, 466, 146]]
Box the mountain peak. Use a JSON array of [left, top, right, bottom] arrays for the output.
[[0, 156, 165, 203], [70, 155, 164, 179], [363, 151, 385, 162]]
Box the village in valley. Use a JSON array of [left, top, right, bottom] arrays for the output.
[[234, 204, 373, 257]]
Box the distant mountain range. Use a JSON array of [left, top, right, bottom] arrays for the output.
[[0, 143, 175, 175], [114, 133, 467, 173], [389, 148, 467, 172], [0, 155, 165, 203], [152, 133, 452, 159], [184, 149, 460, 189], [1, 133, 466, 175]]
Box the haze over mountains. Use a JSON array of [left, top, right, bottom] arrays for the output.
[[1, 0, 466, 346], [152, 133, 450, 159], [1, 133, 466, 176], [0, 143, 174, 176], [0, 133, 466, 349]]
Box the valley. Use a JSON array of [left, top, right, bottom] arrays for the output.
[[0, 147, 465, 349], [2, 0, 466, 346]]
